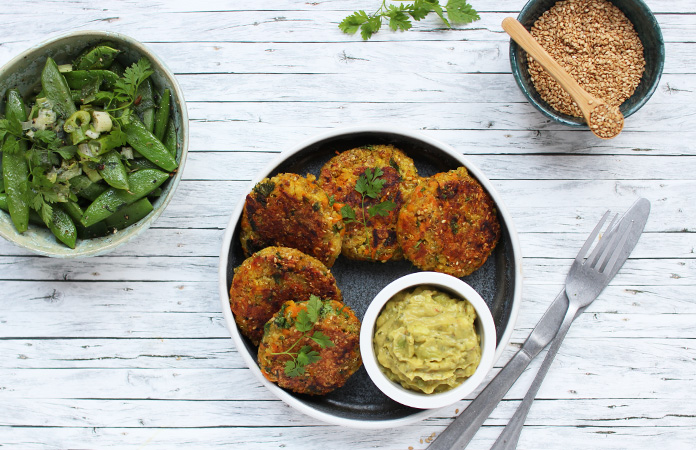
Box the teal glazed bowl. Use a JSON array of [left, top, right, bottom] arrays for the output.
[[509, 0, 665, 127], [0, 31, 188, 257]]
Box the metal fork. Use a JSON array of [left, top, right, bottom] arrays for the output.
[[490, 212, 634, 450]]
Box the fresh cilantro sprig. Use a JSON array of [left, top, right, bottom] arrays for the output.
[[339, 0, 480, 40], [270, 295, 335, 378], [110, 58, 154, 111], [340, 167, 396, 253]]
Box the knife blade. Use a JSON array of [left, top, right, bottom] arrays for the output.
[[427, 197, 650, 450]]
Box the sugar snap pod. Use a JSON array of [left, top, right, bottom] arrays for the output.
[[2, 89, 30, 233], [81, 169, 169, 227]]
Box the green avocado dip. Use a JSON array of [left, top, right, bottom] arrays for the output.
[[373, 286, 481, 394]]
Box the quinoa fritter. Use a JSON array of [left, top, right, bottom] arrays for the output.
[[241, 173, 344, 267], [318, 145, 418, 262], [229, 246, 342, 346], [397, 167, 501, 277], [258, 298, 362, 395]]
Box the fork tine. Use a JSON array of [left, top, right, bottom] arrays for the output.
[[586, 213, 619, 267], [576, 210, 611, 264], [599, 221, 633, 274], [591, 216, 629, 271]]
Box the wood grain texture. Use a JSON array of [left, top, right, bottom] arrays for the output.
[[0, 1, 694, 449]]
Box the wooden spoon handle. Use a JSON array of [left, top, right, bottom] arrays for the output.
[[502, 17, 595, 116]]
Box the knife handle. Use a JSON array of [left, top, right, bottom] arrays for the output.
[[428, 290, 569, 450]]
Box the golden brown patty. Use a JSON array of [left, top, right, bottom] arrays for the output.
[[318, 145, 418, 262], [397, 167, 501, 277], [258, 298, 362, 395], [241, 173, 344, 267], [229, 246, 342, 346]]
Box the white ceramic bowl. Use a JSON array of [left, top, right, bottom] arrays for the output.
[[360, 272, 496, 409], [0, 30, 188, 257]]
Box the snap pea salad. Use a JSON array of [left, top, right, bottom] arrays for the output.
[[0, 42, 179, 248]]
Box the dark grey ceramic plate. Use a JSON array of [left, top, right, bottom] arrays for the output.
[[218, 127, 522, 428]]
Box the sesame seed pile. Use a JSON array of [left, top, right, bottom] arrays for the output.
[[589, 103, 624, 138], [527, 0, 645, 118]]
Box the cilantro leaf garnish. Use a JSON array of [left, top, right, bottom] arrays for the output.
[[270, 295, 335, 378], [339, 0, 480, 40], [112, 58, 154, 109], [340, 167, 397, 255], [368, 200, 396, 218], [306, 295, 323, 323], [340, 204, 356, 222], [356, 168, 386, 199], [310, 331, 334, 348]]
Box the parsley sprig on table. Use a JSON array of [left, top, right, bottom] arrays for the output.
[[339, 0, 480, 40], [271, 295, 335, 377], [340, 167, 397, 247]]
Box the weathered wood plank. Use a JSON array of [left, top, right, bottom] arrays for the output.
[[0, 278, 691, 318], [1, 0, 692, 14], [3, 0, 690, 15], [0, 11, 691, 53], [0, 253, 693, 286], [0, 308, 693, 338], [2, 38, 692, 80], [184, 121, 696, 156], [0, 424, 694, 450], [0, 338, 241, 369], [180, 153, 696, 182], [0, 397, 692, 428], [1, 228, 692, 262], [74, 41, 696, 75], [0, 336, 689, 374], [174, 73, 695, 107], [0, 336, 692, 400], [181, 101, 692, 140], [0, 368, 273, 400], [0, 281, 220, 312]]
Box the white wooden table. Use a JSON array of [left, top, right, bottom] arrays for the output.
[[1, 1, 694, 449]]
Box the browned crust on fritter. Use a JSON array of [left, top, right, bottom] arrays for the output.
[[229, 246, 342, 346], [317, 145, 418, 262], [258, 299, 362, 395], [240, 173, 344, 267], [397, 167, 501, 277]]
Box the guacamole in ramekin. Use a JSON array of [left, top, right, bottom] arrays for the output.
[[373, 286, 481, 394]]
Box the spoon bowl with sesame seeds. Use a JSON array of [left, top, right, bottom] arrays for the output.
[[502, 16, 624, 139]]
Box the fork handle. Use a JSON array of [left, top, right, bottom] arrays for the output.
[[490, 306, 579, 450]]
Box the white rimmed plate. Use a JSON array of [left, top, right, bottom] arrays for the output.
[[218, 126, 522, 428]]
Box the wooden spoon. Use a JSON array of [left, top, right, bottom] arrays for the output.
[[502, 17, 624, 139]]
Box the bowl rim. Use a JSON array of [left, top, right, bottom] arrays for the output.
[[217, 124, 523, 428], [509, 0, 665, 128], [359, 271, 497, 409], [0, 30, 189, 257]]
